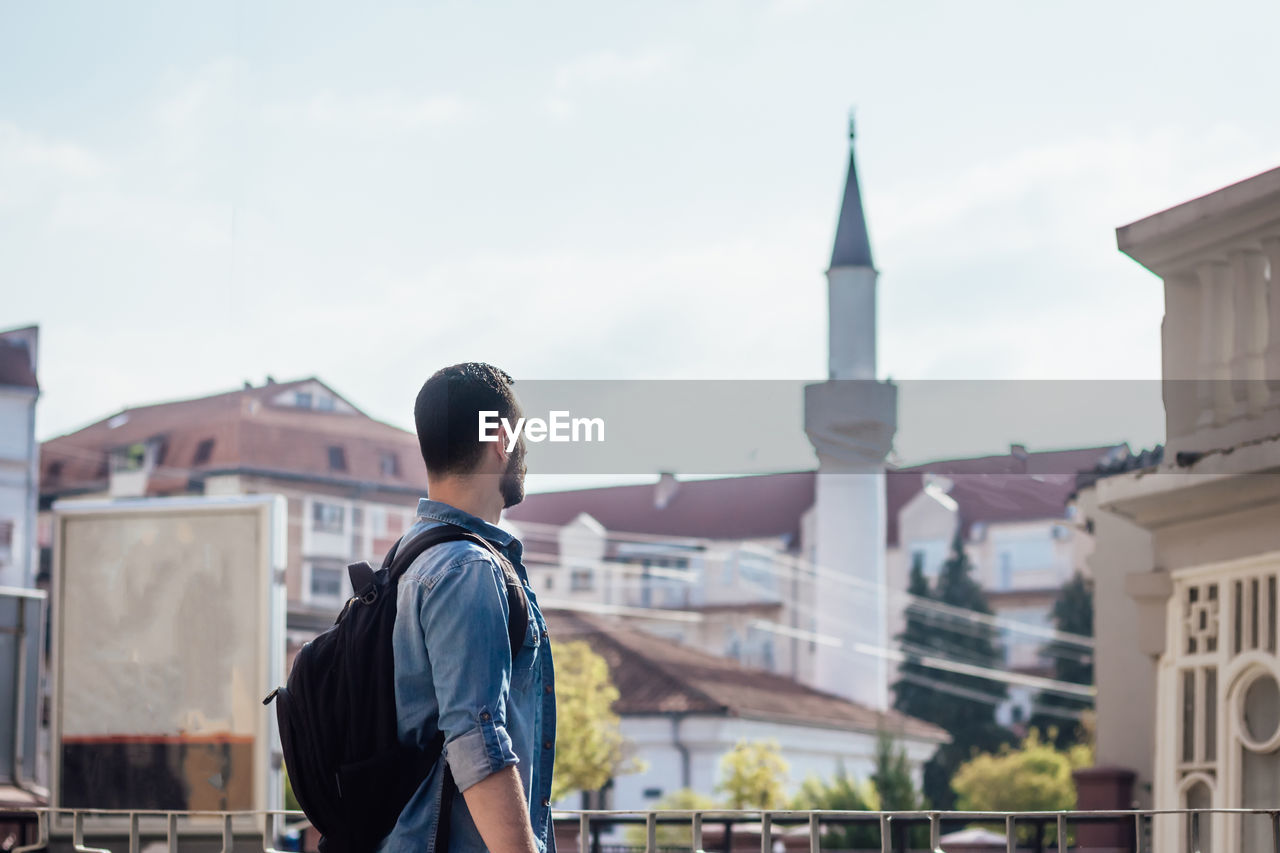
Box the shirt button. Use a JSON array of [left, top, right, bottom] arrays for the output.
[[479, 711, 491, 721], [541, 798, 550, 807], [544, 685, 553, 695], [543, 740, 552, 749]]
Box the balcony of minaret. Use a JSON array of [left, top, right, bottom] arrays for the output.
[[1117, 166, 1280, 457]]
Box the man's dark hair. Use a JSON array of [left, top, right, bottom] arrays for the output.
[[415, 363, 520, 475]]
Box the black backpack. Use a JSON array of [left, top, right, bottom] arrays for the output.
[[263, 523, 530, 853]]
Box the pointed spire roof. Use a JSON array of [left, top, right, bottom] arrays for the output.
[[829, 114, 874, 270]]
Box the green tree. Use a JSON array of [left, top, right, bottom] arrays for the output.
[[1030, 572, 1094, 749], [791, 764, 879, 849], [717, 739, 789, 810], [871, 731, 921, 811], [951, 729, 1092, 844], [891, 556, 939, 724], [623, 789, 717, 848], [551, 640, 646, 802], [894, 528, 1012, 808]]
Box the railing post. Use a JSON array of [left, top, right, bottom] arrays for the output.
[[167, 813, 178, 853], [73, 811, 113, 853], [1135, 812, 1144, 853], [760, 812, 771, 853], [128, 813, 139, 853], [879, 814, 890, 853], [646, 811, 656, 853], [692, 811, 703, 853], [1057, 813, 1066, 853], [1272, 810, 1279, 853], [13, 810, 48, 853], [1188, 810, 1200, 853], [807, 812, 818, 853], [579, 812, 590, 853], [1005, 815, 1014, 853], [221, 814, 234, 853], [929, 813, 941, 852]]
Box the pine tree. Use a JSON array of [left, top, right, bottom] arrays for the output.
[[1030, 572, 1094, 748], [891, 553, 939, 723], [893, 527, 1013, 808]]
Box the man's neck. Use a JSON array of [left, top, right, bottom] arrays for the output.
[[425, 476, 503, 525]]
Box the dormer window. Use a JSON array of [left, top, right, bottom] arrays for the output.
[[296, 391, 313, 409], [328, 446, 347, 472], [47, 460, 63, 480], [193, 439, 215, 465]]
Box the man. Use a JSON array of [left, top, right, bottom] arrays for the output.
[[377, 363, 556, 853]]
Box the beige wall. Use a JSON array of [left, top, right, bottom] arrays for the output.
[[1080, 484, 1158, 807]]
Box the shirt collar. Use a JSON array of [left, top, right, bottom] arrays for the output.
[[416, 497, 516, 548]]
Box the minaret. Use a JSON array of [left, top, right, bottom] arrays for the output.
[[803, 115, 898, 711], [827, 114, 877, 380]]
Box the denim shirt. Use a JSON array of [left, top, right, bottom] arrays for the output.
[[376, 499, 556, 853]]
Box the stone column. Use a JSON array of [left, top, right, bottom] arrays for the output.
[[1263, 236, 1280, 402], [1229, 247, 1268, 415], [1195, 261, 1234, 426]]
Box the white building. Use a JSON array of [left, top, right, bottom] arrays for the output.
[[1082, 164, 1280, 852], [0, 325, 40, 589], [546, 608, 946, 812]]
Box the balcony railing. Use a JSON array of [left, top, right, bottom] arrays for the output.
[[0, 806, 1274, 853]]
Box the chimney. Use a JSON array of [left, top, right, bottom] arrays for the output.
[[654, 472, 679, 510], [1010, 443, 1029, 459]]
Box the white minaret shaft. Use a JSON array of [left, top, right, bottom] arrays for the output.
[[827, 115, 878, 380], [803, 116, 897, 712]]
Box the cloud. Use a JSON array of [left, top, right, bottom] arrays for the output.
[[546, 48, 676, 118], [0, 122, 107, 213], [266, 91, 470, 130]]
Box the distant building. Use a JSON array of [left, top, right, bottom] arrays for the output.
[[0, 325, 40, 589], [1078, 165, 1280, 852], [505, 442, 1118, 729], [546, 608, 947, 811], [38, 377, 424, 649]]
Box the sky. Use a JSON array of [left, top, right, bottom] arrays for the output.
[[4, 0, 1278, 475]]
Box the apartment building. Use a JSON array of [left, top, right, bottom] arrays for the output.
[[38, 377, 425, 648]]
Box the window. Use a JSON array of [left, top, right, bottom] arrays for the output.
[[296, 392, 313, 409], [328, 446, 347, 471], [308, 560, 348, 604], [47, 460, 63, 480], [0, 520, 13, 565], [312, 501, 345, 533], [570, 568, 595, 591], [193, 438, 215, 465], [317, 395, 335, 411], [380, 452, 400, 477]]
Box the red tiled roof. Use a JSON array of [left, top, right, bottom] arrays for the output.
[[506, 471, 815, 543], [544, 608, 947, 742], [40, 378, 425, 496], [509, 446, 1121, 548]]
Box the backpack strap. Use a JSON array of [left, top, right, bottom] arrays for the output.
[[383, 523, 531, 661]]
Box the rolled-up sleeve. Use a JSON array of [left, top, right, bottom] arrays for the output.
[[420, 556, 519, 792]]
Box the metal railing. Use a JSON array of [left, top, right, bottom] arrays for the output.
[[0, 806, 1277, 853]]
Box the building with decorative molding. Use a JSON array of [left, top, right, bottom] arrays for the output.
[[1080, 165, 1280, 852]]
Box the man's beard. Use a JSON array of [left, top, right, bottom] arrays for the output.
[[500, 441, 527, 508]]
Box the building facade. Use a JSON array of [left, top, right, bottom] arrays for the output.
[[38, 377, 425, 651], [0, 326, 40, 589], [1083, 165, 1280, 852]]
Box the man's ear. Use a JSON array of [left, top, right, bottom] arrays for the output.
[[491, 424, 512, 464]]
